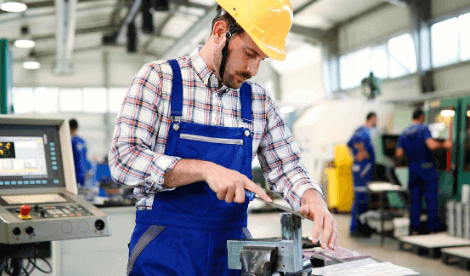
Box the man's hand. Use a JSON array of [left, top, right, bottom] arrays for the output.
[[202, 162, 272, 204], [299, 189, 338, 250], [354, 142, 369, 162], [443, 139, 453, 150]]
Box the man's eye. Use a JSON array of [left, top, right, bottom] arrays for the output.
[[246, 51, 255, 57]]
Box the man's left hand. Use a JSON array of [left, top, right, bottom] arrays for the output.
[[299, 189, 338, 250]]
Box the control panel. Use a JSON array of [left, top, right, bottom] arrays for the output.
[[0, 115, 112, 245], [0, 191, 111, 244]]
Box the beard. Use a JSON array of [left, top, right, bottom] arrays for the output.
[[213, 45, 252, 89]]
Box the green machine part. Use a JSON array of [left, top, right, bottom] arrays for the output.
[[0, 39, 13, 114], [426, 98, 461, 225]]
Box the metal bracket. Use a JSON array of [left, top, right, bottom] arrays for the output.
[[240, 245, 277, 276]]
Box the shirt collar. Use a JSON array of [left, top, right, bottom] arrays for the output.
[[188, 46, 234, 92]]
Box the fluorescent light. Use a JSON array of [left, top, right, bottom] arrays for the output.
[[467, 110, 470, 117], [14, 39, 35, 48], [0, 2, 27, 13], [23, 61, 41, 70], [440, 110, 455, 117]]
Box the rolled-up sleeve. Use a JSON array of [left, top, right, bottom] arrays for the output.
[[257, 96, 323, 211], [108, 63, 180, 193]]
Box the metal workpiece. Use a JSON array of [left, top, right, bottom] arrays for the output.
[[228, 213, 311, 275], [281, 213, 303, 272], [240, 245, 278, 276]]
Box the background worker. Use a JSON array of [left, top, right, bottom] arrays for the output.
[[69, 118, 90, 188], [347, 112, 377, 237], [395, 109, 452, 234], [109, 1, 338, 275]]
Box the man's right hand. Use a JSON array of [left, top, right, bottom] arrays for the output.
[[443, 139, 453, 150], [201, 162, 272, 204]]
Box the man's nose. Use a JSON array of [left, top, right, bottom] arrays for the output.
[[246, 58, 261, 77]]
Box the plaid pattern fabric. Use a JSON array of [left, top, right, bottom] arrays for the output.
[[108, 48, 322, 211]]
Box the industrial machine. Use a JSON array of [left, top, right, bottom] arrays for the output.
[[0, 115, 111, 245], [228, 213, 312, 276]]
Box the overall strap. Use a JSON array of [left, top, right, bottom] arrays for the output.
[[168, 59, 183, 117], [240, 82, 252, 124]]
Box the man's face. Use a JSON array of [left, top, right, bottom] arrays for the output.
[[213, 29, 268, 89], [370, 116, 377, 127]]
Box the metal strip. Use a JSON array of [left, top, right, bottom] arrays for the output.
[[126, 225, 166, 276], [179, 133, 243, 145]]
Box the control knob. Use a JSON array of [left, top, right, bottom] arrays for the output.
[[25, 226, 34, 235], [12, 227, 21, 236]]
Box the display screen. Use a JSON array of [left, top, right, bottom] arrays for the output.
[[0, 125, 65, 190], [0, 137, 48, 177]]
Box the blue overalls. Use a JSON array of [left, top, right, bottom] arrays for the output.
[[398, 124, 440, 233], [126, 60, 253, 276], [347, 126, 375, 233], [71, 135, 89, 187]]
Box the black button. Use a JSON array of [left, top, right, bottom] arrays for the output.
[[25, 226, 34, 235], [13, 227, 21, 236]]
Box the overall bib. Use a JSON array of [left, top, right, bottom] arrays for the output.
[[126, 59, 253, 276]]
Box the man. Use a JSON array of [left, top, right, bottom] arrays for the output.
[[396, 109, 452, 234], [109, 1, 338, 275], [347, 112, 377, 238], [69, 119, 90, 187]]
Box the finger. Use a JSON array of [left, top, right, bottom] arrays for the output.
[[321, 217, 333, 250], [311, 209, 324, 244], [225, 185, 235, 203], [217, 186, 227, 201], [234, 180, 245, 203], [328, 222, 339, 250], [243, 178, 271, 202]]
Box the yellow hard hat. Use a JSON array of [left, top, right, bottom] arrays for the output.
[[216, 0, 293, 61]]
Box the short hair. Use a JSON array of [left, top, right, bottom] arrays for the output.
[[211, 5, 245, 36], [366, 112, 376, 121], [69, 119, 78, 131], [413, 109, 424, 119]]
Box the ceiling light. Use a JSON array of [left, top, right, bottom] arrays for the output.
[[440, 110, 455, 117], [14, 39, 35, 48], [0, 1, 27, 13], [23, 61, 41, 70]]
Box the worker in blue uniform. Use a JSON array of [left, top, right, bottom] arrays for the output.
[[109, 1, 338, 275], [69, 119, 90, 188], [396, 109, 452, 234], [347, 112, 377, 238]]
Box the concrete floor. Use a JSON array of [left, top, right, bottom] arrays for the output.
[[247, 212, 470, 276]]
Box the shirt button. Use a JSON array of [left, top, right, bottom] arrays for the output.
[[244, 129, 250, 137]]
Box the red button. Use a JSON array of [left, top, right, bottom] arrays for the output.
[[20, 205, 30, 216], [77, 214, 82, 216], [70, 214, 75, 217], [48, 207, 52, 209]]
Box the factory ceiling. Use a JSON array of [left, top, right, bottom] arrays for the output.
[[0, 0, 393, 63]]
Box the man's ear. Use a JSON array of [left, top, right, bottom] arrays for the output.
[[212, 21, 228, 44]]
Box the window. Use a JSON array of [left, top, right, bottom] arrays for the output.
[[83, 88, 107, 113], [459, 12, 470, 61], [370, 45, 388, 79], [33, 87, 59, 113], [12, 87, 34, 114], [60, 89, 83, 112], [431, 18, 459, 67], [388, 34, 417, 78], [340, 48, 370, 90], [108, 88, 128, 113]]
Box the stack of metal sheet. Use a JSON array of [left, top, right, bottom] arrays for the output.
[[447, 200, 470, 239]]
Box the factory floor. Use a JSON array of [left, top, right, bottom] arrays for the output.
[[248, 212, 470, 276]]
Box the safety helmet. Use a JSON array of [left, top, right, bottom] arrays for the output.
[[215, 0, 293, 61]]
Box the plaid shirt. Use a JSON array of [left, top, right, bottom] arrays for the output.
[[108, 48, 322, 211]]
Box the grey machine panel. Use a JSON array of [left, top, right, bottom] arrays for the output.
[[0, 115, 111, 244]]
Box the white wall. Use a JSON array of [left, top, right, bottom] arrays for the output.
[[13, 49, 156, 88], [339, 4, 411, 52]]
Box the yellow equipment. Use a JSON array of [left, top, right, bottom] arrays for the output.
[[326, 144, 354, 212], [216, 0, 293, 60]]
